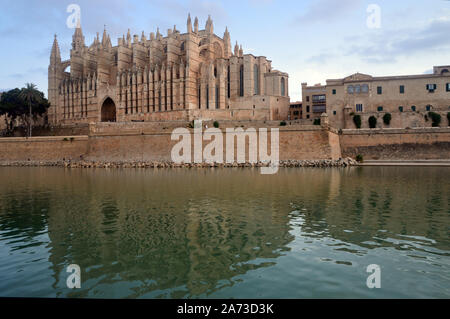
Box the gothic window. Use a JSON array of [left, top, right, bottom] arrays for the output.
[[206, 84, 209, 109], [254, 64, 260, 95], [125, 90, 128, 114], [239, 65, 244, 97], [281, 78, 285, 96], [198, 85, 201, 109], [216, 86, 219, 109], [227, 65, 231, 98], [181, 41, 185, 51]]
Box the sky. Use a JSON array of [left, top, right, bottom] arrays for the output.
[[1, 0, 450, 101]]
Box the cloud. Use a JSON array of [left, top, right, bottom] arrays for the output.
[[343, 16, 450, 64], [292, 0, 363, 25]]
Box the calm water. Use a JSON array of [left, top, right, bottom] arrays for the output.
[[0, 167, 448, 298]]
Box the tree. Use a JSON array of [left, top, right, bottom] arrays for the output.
[[369, 116, 377, 128], [353, 115, 361, 129], [428, 112, 441, 127], [0, 84, 49, 136], [20, 83, 46, 137], [383, 113, 392, 125]]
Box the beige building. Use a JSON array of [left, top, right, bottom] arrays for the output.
[[48, 15, 289, 125], [319, 66, 450, 129], [288, 101, 302, 120], [301, 83, 326, 120]]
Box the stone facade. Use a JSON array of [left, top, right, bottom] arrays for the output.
[[288, 101, 302, 120], [48, 15, 290, 125], [303, 66, 450, 129], [301, 83, 326, 120]]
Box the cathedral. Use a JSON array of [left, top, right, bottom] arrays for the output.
[[48, 15, 290, 124]]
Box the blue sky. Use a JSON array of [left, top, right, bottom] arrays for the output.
[[1, 0, 450, 101]]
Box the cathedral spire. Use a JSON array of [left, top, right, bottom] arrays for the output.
[[187, 13, 192, 33], [50, 34, 61, 63], [234, 41, 239, 56], [72, 17, 85, 51], [194, 17, 199, 33], [205, 15, 213, 34], [239, 44, 243, 57]]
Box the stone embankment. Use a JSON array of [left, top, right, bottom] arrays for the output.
[[0, 158, 358, 168]]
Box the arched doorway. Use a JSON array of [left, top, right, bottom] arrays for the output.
[[101, 97, 116, 122]]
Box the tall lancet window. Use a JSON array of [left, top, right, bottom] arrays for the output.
[[216, 86, 219, 109], [239, 65, 244, 97], [227, 66, 231, 98], [254, 64, 260, 95], [206, 84, 209, 109], [281, 77, 285, 97]]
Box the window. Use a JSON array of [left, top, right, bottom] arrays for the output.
[[206, 84, 209, 109], [239, 65, 244, 97], [332, 89, 336, 95], [198, 85, 201, 109], [399, 106, 403, 112], [254, 65, 260, 95], [377, 86, 382, 94], [333, 110, 337, 115], [347, 85, 354, 94], [426, 84, 437, 92], [426, 105, 432, 111], [400, 85, 405, 94], [377, 106, 383, 112], [447, 83, 450, 92], [355, 85, 361, 94], [216, 86, 219, 109], [411, 105, 416, 111], [361, 84, 369, 93], [306, 115, 310, 119], [306, 105, 310, 112], [227, 66, 231, 98], [356, 104, 363, 112], [306, 96, 310, 102], [281, 78, 285, 96]]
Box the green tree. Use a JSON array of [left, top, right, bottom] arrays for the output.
[[353, 115, 361, 129], [382, 113, 392, 125], [0, 84, 49, 136], [428, 112, 441, 127], [369, 116, 377, 128]]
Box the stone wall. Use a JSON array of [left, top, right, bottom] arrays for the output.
[[0, 136, 88, 162], [340, 127, 450, 160]]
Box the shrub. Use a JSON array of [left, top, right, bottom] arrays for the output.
[[382, 113, 392, 125], [353, 115, 361, 129], [356, 154, 364, 163], [447, 112, 450, 126], [280, 121, 287, 126], [213, 121, 219, 128], [313, 118, 321, 126], [428, 112, 441, 127], [368, 116, 377, 128]]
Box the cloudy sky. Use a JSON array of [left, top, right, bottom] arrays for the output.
[[0, 0, 449, 101]]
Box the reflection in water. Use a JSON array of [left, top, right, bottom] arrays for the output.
[[0, 167, 448, 298]]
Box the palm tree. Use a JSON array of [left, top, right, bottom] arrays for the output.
[[19, 83, 41, 138]]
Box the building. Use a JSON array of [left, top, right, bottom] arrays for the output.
[[288, 101, 302, 120], [301, 83, 326, 120], [325, 66, 450, 129], [48, 15, 290, 125]]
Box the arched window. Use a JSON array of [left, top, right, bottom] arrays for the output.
[[198, 84, 201, 109], [206, 84, 209, 109], [239, 65, 244, 97], [216, 86, 219, 109], [281, 78, 285, 96], [180, 41, 185, 51], [227, 65, 231, 98], [254, 64, 260, 95]]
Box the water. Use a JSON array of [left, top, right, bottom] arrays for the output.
[[0, 167, 448, 299]]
